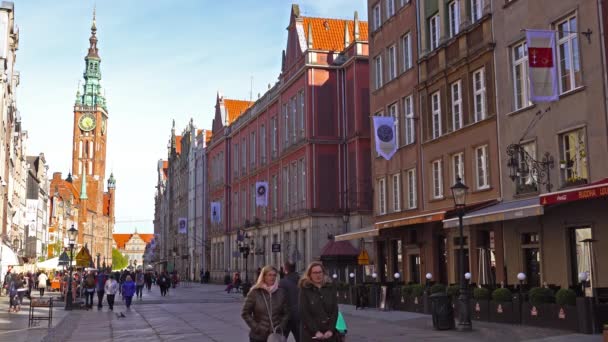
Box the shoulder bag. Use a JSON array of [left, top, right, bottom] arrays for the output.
[[261, 290, 286, 342]]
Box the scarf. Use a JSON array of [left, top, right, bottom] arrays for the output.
[[259, 280, 279, 294]]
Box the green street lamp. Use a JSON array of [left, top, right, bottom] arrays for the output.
[[451, 177, 471, 331], [65, 224, 78, 310]]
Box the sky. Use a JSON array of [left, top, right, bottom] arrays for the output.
[[15, 0, 368, 234]]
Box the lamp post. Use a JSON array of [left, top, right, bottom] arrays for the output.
[[65, 224, 78, 310], [349, 272, 355, 286], [451, 177, 471, 331], [238, 232, 253, 294], [425, 272, 433, 292], [578, 272, 589, 295]]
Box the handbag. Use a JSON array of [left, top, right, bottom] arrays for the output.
[[261, 291, 286, 342]]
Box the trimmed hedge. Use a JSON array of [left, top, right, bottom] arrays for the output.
[[473, 287, 490, 300], [411, 284, 424, 298], [430, 283, 446, 294], [492, 288, 512, 302], [401, 284, 413, 297], [447, 284, 460, 297], [555, 288, 576, 306], [529, 287, 555, 306]]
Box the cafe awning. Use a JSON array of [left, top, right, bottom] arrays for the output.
[[375, 211, 445, 230], [443, 197, 543, 228], [540, 178, 608, 206], [334, 228, 379, 241]]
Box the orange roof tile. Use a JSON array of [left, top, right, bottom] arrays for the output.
[[302, 17, 368, 52], [224, 99, 253, 124], [175, 136, 182, 154], [113, 234, 132, 250], [204, 130, 213, 143], [138, 234, 154, 244]]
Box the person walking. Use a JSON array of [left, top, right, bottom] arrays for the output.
[[96, 270, 107, 309], [158, 272, 169, 297], [121, 275, 136, 309], [8, 275, 23, 313], [241, 265, 289, 342], [144, 271, 152, 292], [135, 270, 145, 300], [299, 261, 339, 342], [84, 273, 96, 309], [104, 274, 119, 311], [37, 272, 48, 297], [279, 261, 300, 342]]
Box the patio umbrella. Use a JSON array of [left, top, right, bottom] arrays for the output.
[[477, 248, 495, 285], [1, 242, 19, 266]]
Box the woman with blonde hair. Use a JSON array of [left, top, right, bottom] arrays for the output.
[[298, 261, 338, 342], [242, 265, 289, 342]]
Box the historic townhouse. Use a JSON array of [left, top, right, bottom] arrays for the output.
[[207, 4, 371, 282]]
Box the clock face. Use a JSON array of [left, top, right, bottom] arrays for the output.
[[79, 113, 96, 132]]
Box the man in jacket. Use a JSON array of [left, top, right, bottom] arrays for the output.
[[279, 261, 300, 342], [96, 271, 107, 309]]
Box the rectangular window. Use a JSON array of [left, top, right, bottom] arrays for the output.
[[432, 159, 443, 199], [378, 178, 386, 215], [392, 173, 401, 212], [473, 68, 486, 122], [298, 90, 305, 138], [271, 116, 277, 159], [407, 168, 417, 209], [271, 175, 278, 218], [431, 91, 442, 139], [387, 45, 397, 81], [386, 0, 395, 19], [233, 143, 239, 177], [282, 167, 289, 214], [251, 184, 256, 218], [291, 96, 297, 144], [401, 33, 412, 71], [299, 158, 306, 207], [260, 125, 266, 165], [403, 95, 414, 145], [512, 41, 530, 110], [283, 104, 289, 147], [241, 190, 246, 222], [429, 14, 440, 50], [374, 55, 383, 90], [291, 163, 298, 212], [250, 131, 256, 168], [241, 138, 246, 174], [476, 145, 489, 189], [373, 3, 381, 31], [569, 227, 592, 287], [451, 80, 462, 130], [452, 152, 464, 185], [560, 128, 588, 185], [448, 0, 460, 38], [233, 192, 238, 225], [471, 0, 483, 23], [557, 15, 582, 93], [389, 102, 399, 147]]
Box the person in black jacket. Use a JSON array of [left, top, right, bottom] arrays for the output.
[[298, 261, 338, 342], [279, 261, 300, 342]]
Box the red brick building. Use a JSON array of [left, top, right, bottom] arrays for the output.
[[207, 4, 371, 280]]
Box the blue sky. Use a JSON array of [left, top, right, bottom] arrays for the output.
[[16, 0, 367, 233]]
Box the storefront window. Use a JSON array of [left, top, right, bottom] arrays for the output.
[[409, 254, 420, 283], [569, 227, 592, 286]]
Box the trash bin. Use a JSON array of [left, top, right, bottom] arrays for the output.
[[430, 292, 455, 330]]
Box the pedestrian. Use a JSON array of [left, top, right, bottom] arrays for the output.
[[200, 269, 204, 284], [204, 270, 210, 284], [279, 261, 300, 342], [135, 270, 145, 300], [144, 271, 152, 291], [2, 267, 13, 296], [37, 271, 48, 297], [158, 272, 169, 296], [241, 265, 289, 342], [121, 275, 136, 309], [8, 275, 23, 313], [96, 270, 107, 309], [298, 261, 339, 342], [104, 274, 119, 311], [84, 273, 96, 309]]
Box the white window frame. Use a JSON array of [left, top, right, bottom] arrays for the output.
[[512, 41, 530, 110], [473, 68, 486, 122], [392, 173, 401, 212], [403, 95, 415, 145], [471, 0, 483, 23], [386, 0, 395, 19], [560, 128, 588, 183], [556, 15, 581, 94], [374, 55, 383, 90], [373, 3, 382, 31], [452, 152, 464, 185], [448, 0, 460, 38], [407, 168, 417, 209], [389, 102, 399, 146], [402, 33, 412, 71], [451, 80, 462, 131], [387, 44, 397, 81], [429, 14, 440, 50], [378, 178, 387, 215], [432, 160, 443, 199], [431, 91, 441, 139], [475, 145, 489, 189]]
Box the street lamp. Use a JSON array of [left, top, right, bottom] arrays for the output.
[[238, 232, 253, 294], [65, 224, 78, 310], [578, 272, 589, 294], [451, 177, 471, 331]]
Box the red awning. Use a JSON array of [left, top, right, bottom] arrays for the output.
[[319, 240, 359, 258], [540, 178, 608, 206]]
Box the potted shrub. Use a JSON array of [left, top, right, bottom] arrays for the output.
[[523, 287, 555, 328], [471, 287, 490, 321], [430, 283, 446, 295], [408, 284, 425, 313], [553, 288, 579, 331], [489, 288, 519, 324]]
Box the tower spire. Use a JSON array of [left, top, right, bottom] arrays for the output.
[[87, 7, 99, 59], [80, 6, 106, 109]]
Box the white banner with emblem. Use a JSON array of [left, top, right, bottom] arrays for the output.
[[373, 116, 397, 160], [255, 181, 268, 207]]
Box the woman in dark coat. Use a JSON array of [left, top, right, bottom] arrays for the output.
[[241, 265, 289, 342], [298, 261, 339, 342]]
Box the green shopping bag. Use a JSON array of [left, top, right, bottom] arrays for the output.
[[336, 311, 347, 334]]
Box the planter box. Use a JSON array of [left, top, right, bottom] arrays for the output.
[[471, 300, 490, 321], [367, 286, 379, 308], [407, 295, 426, 313], [522, 303, 579, 331], [489, 301, 521, 324]]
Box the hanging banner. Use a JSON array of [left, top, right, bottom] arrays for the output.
[[210, 202, 221, 223], [178, 217, 187, 234], [526, 29, 558, 102], [373, 116, 397, 160], [255, 181, 269, 207]]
